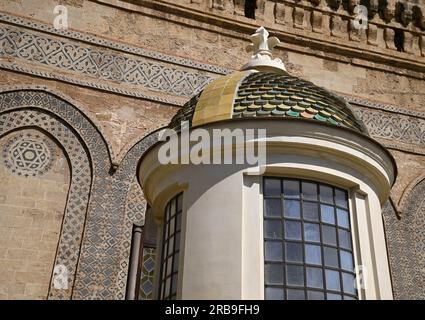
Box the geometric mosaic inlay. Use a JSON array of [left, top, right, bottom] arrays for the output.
[[139, 247, 156, 300], [2, 132, 54, 177]]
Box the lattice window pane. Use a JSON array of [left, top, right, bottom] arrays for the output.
[[263, 177, 358, 300], [158, 193, 183, 300]]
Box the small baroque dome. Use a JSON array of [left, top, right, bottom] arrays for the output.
[[169, 70, 365, 133], [169, 27, 365, 134]]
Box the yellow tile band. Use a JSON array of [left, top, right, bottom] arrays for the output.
[[192, 71, 252, 127]]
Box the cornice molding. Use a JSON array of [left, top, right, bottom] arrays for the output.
[[93, 0, 425, 79]]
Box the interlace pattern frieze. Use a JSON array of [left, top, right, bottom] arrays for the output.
[[0, 25, 213, 97]]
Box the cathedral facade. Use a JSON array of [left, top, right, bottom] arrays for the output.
[[0, 0, 424, 300]]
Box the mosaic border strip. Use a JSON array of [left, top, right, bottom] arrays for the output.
[[0, 11, 231, 75], [0, 24, 215, 103], [0, 61, 186, 106]]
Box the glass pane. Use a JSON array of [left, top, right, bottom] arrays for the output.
[[308, 290, 324, 300], [265, 287, 284, 300], [265, 264, 284, 285], [171, 274, 178, 295], [165, 220, 169, 239], [177, 194, 183, 211], [327, 293, 342, 300], [165, 277, 171, 298], [335, 189, 348, 208], [340, 250, 354, 271], [303, 202, 319, 221], [302, 182, 317, 201], [325, 269, 341, 291], [283, 180, 300, 198], [306, 267, 323, 289], [323, 246, 339, 268], [342, 272, 356, 294], [175, 232, 181, 249], [284, 200, 301, 219], [344, 295, 356, 300], [322, 225, 337, 246], [264, 178, 281, 196], [265, 220, 282, 239], [168, 236, 174, 256], [320, 185, 333, 203], [175, 213, 182, 232], [304, 223, 320, 243], [286, 265, 304, 286], [287, 289, 305, 300], [285, 242, 303, 263], [170, 198, 176, 217], [265, 241, 283, 262], [163, 240, 168, 262], [320, 205, 335, 225], [264, 199, 281, 218], [173, 252, 179, 273], [338, 229, 352, 250], [285, 221, 302, 240], [169, 217, 175, 236], [336, 208, 350, 229], [166, 257, 173, 276], [305, 244, 322, 265]]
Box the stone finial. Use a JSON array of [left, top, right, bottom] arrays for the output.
[[240, 26, 287, 73]]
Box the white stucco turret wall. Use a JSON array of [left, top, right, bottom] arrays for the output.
[[139, 119, 396, 300]]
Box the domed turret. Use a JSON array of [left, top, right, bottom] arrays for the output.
[[139, 26, 396, 301], [170, 26, 365, 134]]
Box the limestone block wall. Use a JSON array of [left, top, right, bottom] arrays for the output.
[[0, 128, 70, 299]]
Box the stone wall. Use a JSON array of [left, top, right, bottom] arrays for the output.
[[0, 128, 70, 299], [0, 0, 424, 299]]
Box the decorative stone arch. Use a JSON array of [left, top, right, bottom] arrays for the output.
[[383, 177, 425, 299], [0, 88, 114, 299], [0, 87, 165, 300], [0, 108, 91, 299]]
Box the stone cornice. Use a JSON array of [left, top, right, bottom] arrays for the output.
[[98, 0, 425, 79]]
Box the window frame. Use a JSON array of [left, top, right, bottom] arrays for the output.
[[263, 177, 358, 300], [157, 192, 183, 300]]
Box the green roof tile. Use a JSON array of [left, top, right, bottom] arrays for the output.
[[271, 109, 286, 116], [314, 114, 328, 122], [286, 110, 300, 117]]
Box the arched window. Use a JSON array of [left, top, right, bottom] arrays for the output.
[[158, 193, 183, 300], [263, 177, 357, 300]]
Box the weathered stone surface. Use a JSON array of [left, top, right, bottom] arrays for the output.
[[0, 128, 69, 300]]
